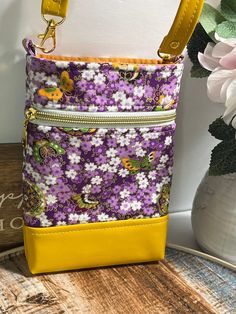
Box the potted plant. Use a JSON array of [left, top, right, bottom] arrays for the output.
[[188, 0, 236, 264]]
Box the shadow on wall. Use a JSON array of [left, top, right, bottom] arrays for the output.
[[0, 0, 25, 143]]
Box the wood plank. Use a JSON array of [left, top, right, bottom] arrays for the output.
[[0, 144, 23, 251]]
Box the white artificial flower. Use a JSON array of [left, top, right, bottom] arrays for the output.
[[91, 137, 103, 147], [85, 163, 97, 172], [118, 169, 129, 178], [106, 148, 117, 158], [65, 169, 77, 179], [82, 70, 95, 80], [97, 213, 110, 222], [134, 86, 145, 97], [68, 153, 81, 164], [46, 194, 57, 205], [78, 213, 90, 223], [69, 137, 81, 148], [91, 176, 103, 185], [94, 73, 106, 85], [130, 200, 142, 211], [45, 175, 57, 186], [120, 189, 130, 199], [37, 125, 52, 133]]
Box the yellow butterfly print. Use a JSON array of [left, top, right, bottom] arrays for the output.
[[38, 87, 63, 101], [73, 194, 99, 209], [156, 95, 175, 111], [121, 152, 157, 173], [60, 71, 74, 93]]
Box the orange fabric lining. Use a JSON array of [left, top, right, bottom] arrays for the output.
[[36, 54, 177, 65]]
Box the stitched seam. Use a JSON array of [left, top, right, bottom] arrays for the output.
[[29, 221, 167, 236], [57, 0, 62, 16], [180, 0, 200, 45], [172, 0, 191, 38]]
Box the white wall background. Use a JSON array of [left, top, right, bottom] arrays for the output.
[[0, 0, 222, 212]]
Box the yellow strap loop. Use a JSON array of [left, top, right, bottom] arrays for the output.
[[41, 0, 204, 56]]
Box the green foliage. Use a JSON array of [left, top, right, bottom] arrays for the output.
[[200, 3, 226, 40], [208, 117, 236, 176], [221, 0, 236, 22], [209, 117, 236, 140]]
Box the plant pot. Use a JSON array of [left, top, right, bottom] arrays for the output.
[[192, 171, 236, 264]]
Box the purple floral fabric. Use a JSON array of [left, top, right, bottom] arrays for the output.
[[23, 122, 176, 227], [25, 55, 183, 112], [23, 47, 184, 227]]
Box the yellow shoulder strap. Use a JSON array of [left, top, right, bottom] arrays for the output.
[[41, 0, 204, 56]]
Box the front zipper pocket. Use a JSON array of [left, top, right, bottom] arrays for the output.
[[22, 107, 176, 228]]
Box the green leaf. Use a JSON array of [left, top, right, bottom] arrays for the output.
[[45, 87, 57, 93], [221, 0, 236, 22], [187, 23, 213, 66], [200, 3, 226, 40], [208, 117, 236, 140], [190, 65, 211, 78], [209, 139, 236, 176], [216, 21, 236, 38]]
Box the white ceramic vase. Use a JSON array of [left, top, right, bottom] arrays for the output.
[[192, 171, 236, 264]]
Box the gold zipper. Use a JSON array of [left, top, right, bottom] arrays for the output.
[[22, 107, 176, 148]]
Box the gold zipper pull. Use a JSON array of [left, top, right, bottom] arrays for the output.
[[22, 108, 37, 149]]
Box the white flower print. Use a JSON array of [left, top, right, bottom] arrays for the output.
[[82, 70, 95, 80], [146, 65, 156, 73], [139, 178, 149, 189], [121, 97, 134, 110], [68, 213, 79, 223], [151, 193, 158, 204], [55, 61, 69, 68], [87, 62, 100, 70], [160, 155, 169, 163], [120, 189, 130, 199], [94, 73, 106, 85], [45, 175, 57, 185], [37, 125, 52, 133], [91, 137, 103, 147], [165, 136, 172, 146], [37, 183, 49, 193], [161, 69, 171, 79], [106, 148, 117, 158], [156, 183, 163, 192], [97, 213, 110, 222], [46, 194, 57, 205], [168, 166, 173, 175], [97, 129, 108, 136], [112, 91, 126, 102], [65, 169, 77, 179], [136, 148, 146, 157], [99, 164, 110, 172], [148, 171, 157, 180], [107, 105, 118, 112], [25, 162, 34, 175], [88, 104, 98, 112], [32, 172, 41, 182], [78, 213, 90, 223], [118, 169, 129, 178], [162, 176, 171, 184], [117, 135, 130, 147], [69, 137, 81, 148], [136, 173, 146, 181], [57, 221, 67, 226], [85, 163, 97, 172], [68, 153, 81, 164], [120, 201, 131, 212], [134, 86, 145, 97], [34, 72, 47, 82], [152, 213, 161, 218], [38, 212, 52, 227], [82, 184, 92, 194], [131, 201, 142, 211], [91, 176, 103, 185], [110, 157, 120, 166], [108, 165, 118, 173], [127, 129, 137, 139]]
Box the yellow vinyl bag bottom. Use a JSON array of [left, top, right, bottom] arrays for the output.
[[23, 216, 168, 274]]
